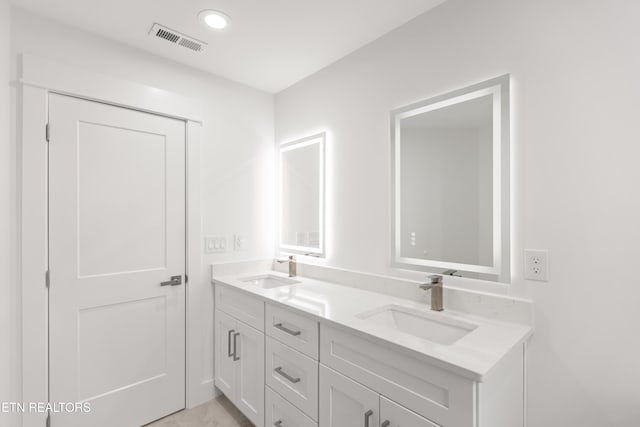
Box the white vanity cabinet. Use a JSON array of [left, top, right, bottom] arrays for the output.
[[319, 364, 379, 427], [213, 278, 528, 427], [320, 323, 524, 427], [266, 386, 316, 427], [380, 397, 439, 427], [266, 337, 319, 420], [266, 303, 319, 359], [319, 365, 437, 427], [265, 302, 320, 425], [214, 286, 265, 427]]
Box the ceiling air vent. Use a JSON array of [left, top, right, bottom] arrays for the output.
[[149, 23, 207, 52]]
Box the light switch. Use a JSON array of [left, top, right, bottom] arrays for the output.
[[205, 236, 227, 254]]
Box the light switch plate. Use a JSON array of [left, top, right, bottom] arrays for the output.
[[205, 236, 227, 254], [234, 235, 246, 251], [524, 249, 549, 281]]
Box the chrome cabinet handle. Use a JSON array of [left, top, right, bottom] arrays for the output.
[[364, 410, 374, 427], [160, 275, 182, 286], [381, 421, 390, 427], [227, 329, 235, 358], [274, 421, 282, 427], [232, 332, 240, 361], [274, 323, 302, 336], [274, 366, 301, 384]]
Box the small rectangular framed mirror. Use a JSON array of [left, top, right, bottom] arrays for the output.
[[279, 133, 325, 257], [391, 75, 510, 281]]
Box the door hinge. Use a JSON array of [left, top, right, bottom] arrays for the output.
[[46, 413, 51, 427], [46, 123, 50, 142], [185, 274, 189, 284], [45, 270, 50, 288]]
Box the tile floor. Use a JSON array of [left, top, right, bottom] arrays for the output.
[[144, 395, 253, 427]]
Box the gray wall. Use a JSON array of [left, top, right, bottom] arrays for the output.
[[6, 6, 275, 420], [275, 0, 640, 425]]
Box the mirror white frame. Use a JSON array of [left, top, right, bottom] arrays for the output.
[[390, 75, 510, 281], [279, 132, 326, 257]]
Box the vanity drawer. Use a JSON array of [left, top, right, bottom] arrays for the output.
[[266, 303, 319, 359], [215, 284, 264, 331], [319, 324, 475, 427], [266, 336, 319, 421], [380, 396, 439, 427], [265, 386, 317, 427]]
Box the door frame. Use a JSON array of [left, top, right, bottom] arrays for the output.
[[19, 54, 205, 427]]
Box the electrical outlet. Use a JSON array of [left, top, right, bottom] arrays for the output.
[[524, 249, 549, 281]]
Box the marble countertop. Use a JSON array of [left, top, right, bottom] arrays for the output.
[[212, 270, 532, 382]]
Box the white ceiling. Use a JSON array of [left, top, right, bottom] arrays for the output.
[[11, 0, 447, 93]]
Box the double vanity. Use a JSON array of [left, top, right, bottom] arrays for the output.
[[212, 71, 524, 427], [212, 267, 532, 427]]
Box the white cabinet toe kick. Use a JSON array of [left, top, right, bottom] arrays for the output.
[[213, 279, 528, 427]]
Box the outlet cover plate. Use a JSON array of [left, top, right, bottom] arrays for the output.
[[234, 235, 246, 251], [524, 249, 549, 281]]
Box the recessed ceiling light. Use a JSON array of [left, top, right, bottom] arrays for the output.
[[198, 10, 231, 31]]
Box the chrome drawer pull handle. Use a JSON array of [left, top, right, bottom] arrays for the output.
[[274, 323, 301, 336], [232, 332, 240, 361], [364, 409, 374, 427], [227, 329, 235, 357], [274, 421, 283, 427], [381, 421, 390, 427], [274, 366, 301, 384]]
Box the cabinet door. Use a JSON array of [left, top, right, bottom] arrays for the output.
[[319, 365, 378, 427], [214, 309, 236, 398], [235, 320, 265, 427], [380, 396, 438, 427]]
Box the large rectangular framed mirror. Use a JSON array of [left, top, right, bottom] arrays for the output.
[[391, 75, 510, 281], [279, 133, 325, 257]]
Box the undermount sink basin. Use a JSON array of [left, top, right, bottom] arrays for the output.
[[356, 304, 477, 345], [240, 274, 300, 289]]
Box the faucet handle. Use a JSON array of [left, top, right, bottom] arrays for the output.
[[428, 274, 443, 285]]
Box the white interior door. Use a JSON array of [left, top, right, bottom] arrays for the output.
[[49, 94, 186, 427]]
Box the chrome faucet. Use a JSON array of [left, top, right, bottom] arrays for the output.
[[276, 255, 297, 277], [420, 275, 444, 311]]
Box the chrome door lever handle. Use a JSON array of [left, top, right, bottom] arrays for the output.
[[160, 275, 182, 286]]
